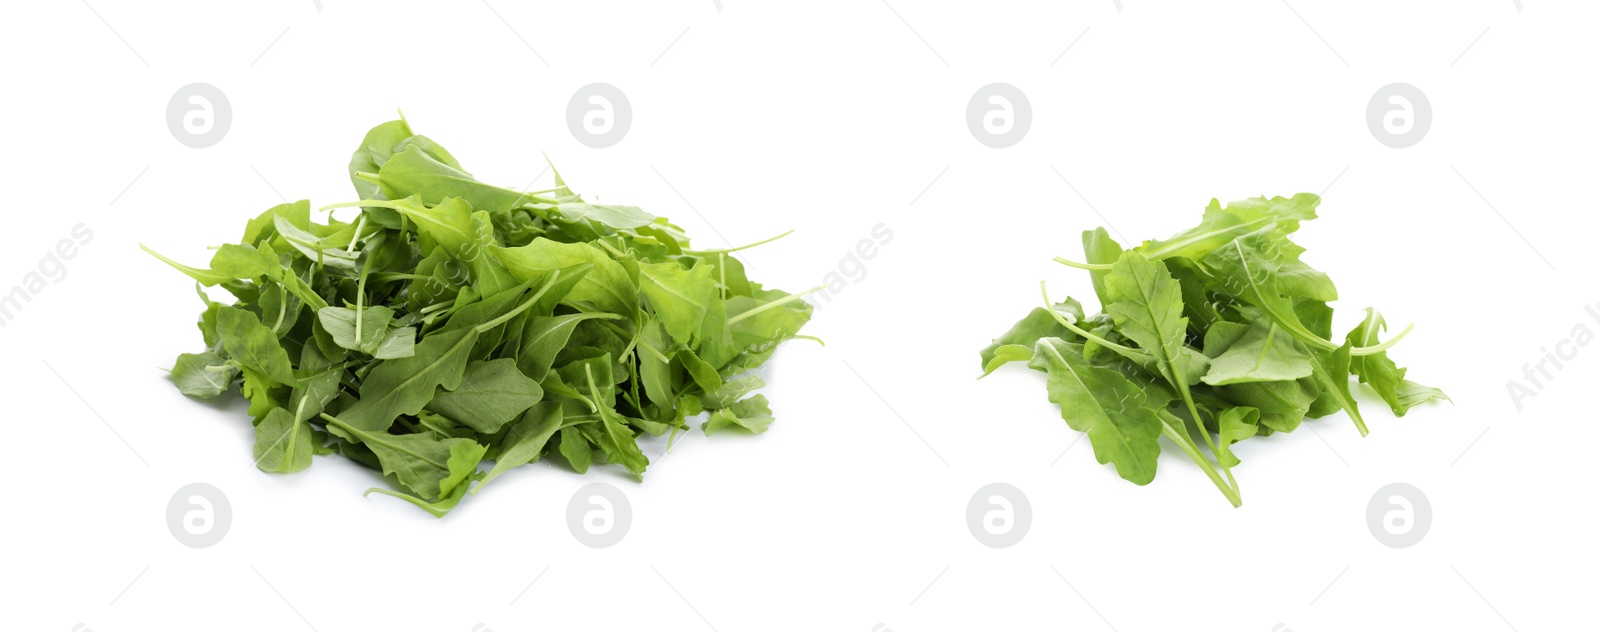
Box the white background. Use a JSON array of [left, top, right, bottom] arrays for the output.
[[1, 1, 1594, 631]]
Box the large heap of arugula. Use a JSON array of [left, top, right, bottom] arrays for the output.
[[148, 117, 813, 516], [981, 194, 1447, 506]]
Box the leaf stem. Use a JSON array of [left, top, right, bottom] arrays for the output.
[[1160, 415, 1242, 507], [726, 285, 827, 325], [1052, 256, 1112, 271], [1349, 323, 1412, 356], [475, 270, 561, 334], [1174, 380, 1240, 498], [685, 230, 794, 255], [346, 213, 369, 251], [1037, 282, 1149, 359], [355, 248, 376, 343]]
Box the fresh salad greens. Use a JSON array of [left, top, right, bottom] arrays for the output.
[[981, 194, 1447, 506], [147, 115, 816, 516]]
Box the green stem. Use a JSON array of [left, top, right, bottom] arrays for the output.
[[719, 253, 728, 300], [474, 271, 560, 333], [726, 285, 827, 325], [355, 248, 375, 343], [1038, 282, 1151, 359], [685, 230, 794, 255], [1160, 416, 1242, 507], [1053, 257, 1112, 271], [346, 214, 369, 251], [1174, 380, 1239, 497], [1349, 323, 1412, 356]]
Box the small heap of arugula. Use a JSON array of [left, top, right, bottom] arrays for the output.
[[147, 116, 814, 516], [980, 194, 1447, 506]]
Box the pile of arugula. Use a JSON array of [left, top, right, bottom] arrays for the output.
[[980, 194, 1447, 506], [147, 116, 815, 516]]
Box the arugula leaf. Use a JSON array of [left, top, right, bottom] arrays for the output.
[[329, 327, 479, 435], [703, 394, 776, 435], [1028, 338, 1166, 485], [253, 408, 316, 474], [979, 299, 1083, 373], [476, 402, 565, 491], [638, 260, 715, 344], [1345, 308, 1442, 416], [1308, 343, 1367, 435], [317, 305, 395, 355], [558, 425, 593, 474], [1081, 228, 1123, 307], [426, 358, 542, 434], [702, 376, 766, 410], [377, 145, 534, 214], [374, 326, 416, 359], [216, 306, 297, 386], [1215, 406, 1259, 467], [170, 351, 237, 399], [323, 413, 487, 501], [1201, 317, 1313, 385], [490, 240, 637, 316]]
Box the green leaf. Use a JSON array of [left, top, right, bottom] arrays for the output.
[[1396, 380, 1451, 409], [1345, 308, 1444, 416], [703, 394, 775, 435], [365, 471, 482, 518], [330, 327, 479, 434], [638, 259, 715, 344], [1104, 251, 1192, 389], [216, 306, 297, 386], [725, 289, 813, 348], [426, 358, 542, 434], [238, 366, 285, 421], [702, 376, 765, 409], [323, 414, 487, 501], [317, 305, 395, 355], [476, 402, 565, 491], [1199, 226, 1335, 352], [378, 145, 532, 214], [980, 299, 1082, 372], [1215, 379, 1318, 433], [979, 344, 1034, 378], [1308, 343, 1367, 436], [253, 408, 315, 474], [1028, 337, 1167, 485], [555, 203, 656, 230], [170, 351, 237, 399], [490, 240, 637, 316], [516, 313, 621, 380], [273, 212, 359, 274], [384, 196, 475, 256], [1200, 317, 1314, 385], [1216, 406, 1259, 467], [143, 244, 233, 286], [1141, 193, 1319, 262], [374, 326, 416, 359], [558, 425, 593, 473], [1082, 227, 1123, 307], [637, 318, 677, 408], [676, 347, 723, 394], [209, 242, 279, 279]]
